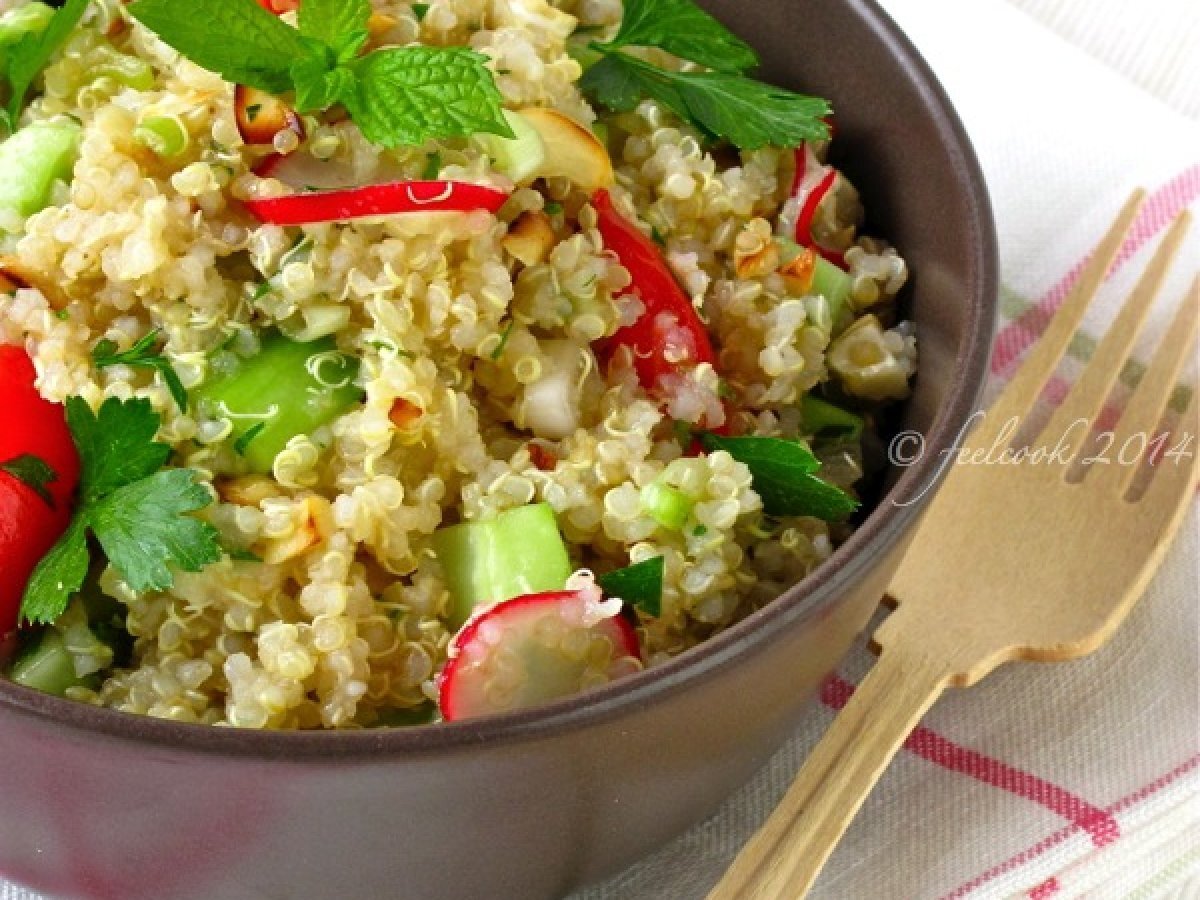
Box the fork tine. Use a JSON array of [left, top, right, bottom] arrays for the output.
[[968, 191, 1145, 448], [1139, 383, 1199, 514], [1098, 277, 1199, 494], [1034, 211, 1191, 452]]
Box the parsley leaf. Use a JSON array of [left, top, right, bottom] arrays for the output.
[[700, 433, 858, 521], [5, 0, 89, 125], [600, 0, 757, 74], [89, 469, 220, 593], [19, 520, 90, 626], [345, 46, 513, 147], [0, 453, 58, 507], [597, 556, 664, 617], [91, 330, 189, 413], [583, 52, 830, 150], [127, 0, 313, 95], [66, 397, 169, 502], [20, 397, 221, 625]]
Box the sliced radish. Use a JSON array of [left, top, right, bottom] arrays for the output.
[[438, 575, 642, 721], [234, 84, 304, 147]]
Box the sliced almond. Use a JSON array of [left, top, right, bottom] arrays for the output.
[[261, 495, 333, 565], [518, 108, 614, 192], [0, 255, 68, 310], [366, 11, 400, 47], [234, 84, 304, 147], [502, 210, 557, 267]]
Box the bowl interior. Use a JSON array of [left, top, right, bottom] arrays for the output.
[[0, 0, 998, 754]]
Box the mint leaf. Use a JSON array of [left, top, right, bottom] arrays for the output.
[[602, 0, 757, 74], [0, 453, 58, 507], [127, 0, 312, 95], [291, 56, 356, 113], [700, 433, 858, 521], [583, 51, 830, 150], [597, 556, 664, 617], [298, 0, 370, 47], [92, 329, 188, 412], [89, 469, 221, 593], [5, 0, 89, 123], [66, 396, 169, 502], [19, 520, 89, 626], [345, 46, 513, 147]]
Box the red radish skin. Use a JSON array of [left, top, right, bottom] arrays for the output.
[[591, 189, 721, 422], [244, 181, 511, 225], [0, 346, 80, 637], [439, 586, 641, 722], [790, 145, 848, 270]]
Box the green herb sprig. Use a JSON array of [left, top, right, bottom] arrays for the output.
[[127, 0, 513, 148], [92, 329, 188, 413], [580, 0, 830, 150], [20, 397, 222, 626], [700, 433, 858, 522], [597, 555, 664, 617]]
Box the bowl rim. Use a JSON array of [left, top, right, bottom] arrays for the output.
[[0, 0, 999, 760]]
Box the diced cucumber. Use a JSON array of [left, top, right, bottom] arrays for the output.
[[195, 330, 363, 474], [801, 395, 864, 440], [0, 121, 82, 220], [477, 109, 546, 184], [0, 2, 55, 48], [9, 629, 87, 696], [433, 502, 572, 628], [812, 256, 853, 331]]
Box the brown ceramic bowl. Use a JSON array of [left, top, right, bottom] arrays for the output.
[[0, 1, 996, 897]]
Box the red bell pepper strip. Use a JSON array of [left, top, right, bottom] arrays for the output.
[[0, 346, 80, 637], [244, 181, 511, 226], [592, 188, 716, 395], [255, 0, 298, 12]]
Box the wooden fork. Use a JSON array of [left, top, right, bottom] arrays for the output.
[[709, 191, 1200, 900]]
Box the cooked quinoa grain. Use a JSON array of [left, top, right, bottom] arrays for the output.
[[0, 0, 912, 727]]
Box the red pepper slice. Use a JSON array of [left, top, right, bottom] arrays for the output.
[[255, 0, 299, 12], [0, 346, 80, 637], [244, 181, 511, 226], [592, 189, 716, 398]]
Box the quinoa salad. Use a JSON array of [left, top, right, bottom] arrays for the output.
[[0, 0, 914, 728]]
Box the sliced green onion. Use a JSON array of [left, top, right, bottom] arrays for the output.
[[134, 115, 189, 157], [92, 49, 155, 90], [0, 2, 54, 47], [639, 479, 694, 530], [477, 109, 545, 183]]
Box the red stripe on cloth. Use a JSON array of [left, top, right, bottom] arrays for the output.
[[1028, 876, 1060, 898], [820, 676, 1120, 845], [991, 165, 1200, 375], [938, 753, 1200, 899]]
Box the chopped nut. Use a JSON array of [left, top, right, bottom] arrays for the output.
[[215, 475, 284, 507], [389, 397, 424, 429], [733, 222, 781, 280], [527, 443, 557, 471], [261, 495, 333, 565], [780, 245, 817, 294], [502, 211, 556, 267], [0, 255, 68, 310]]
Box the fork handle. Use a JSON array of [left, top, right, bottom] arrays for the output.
[[708, 645, 953, 900]]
